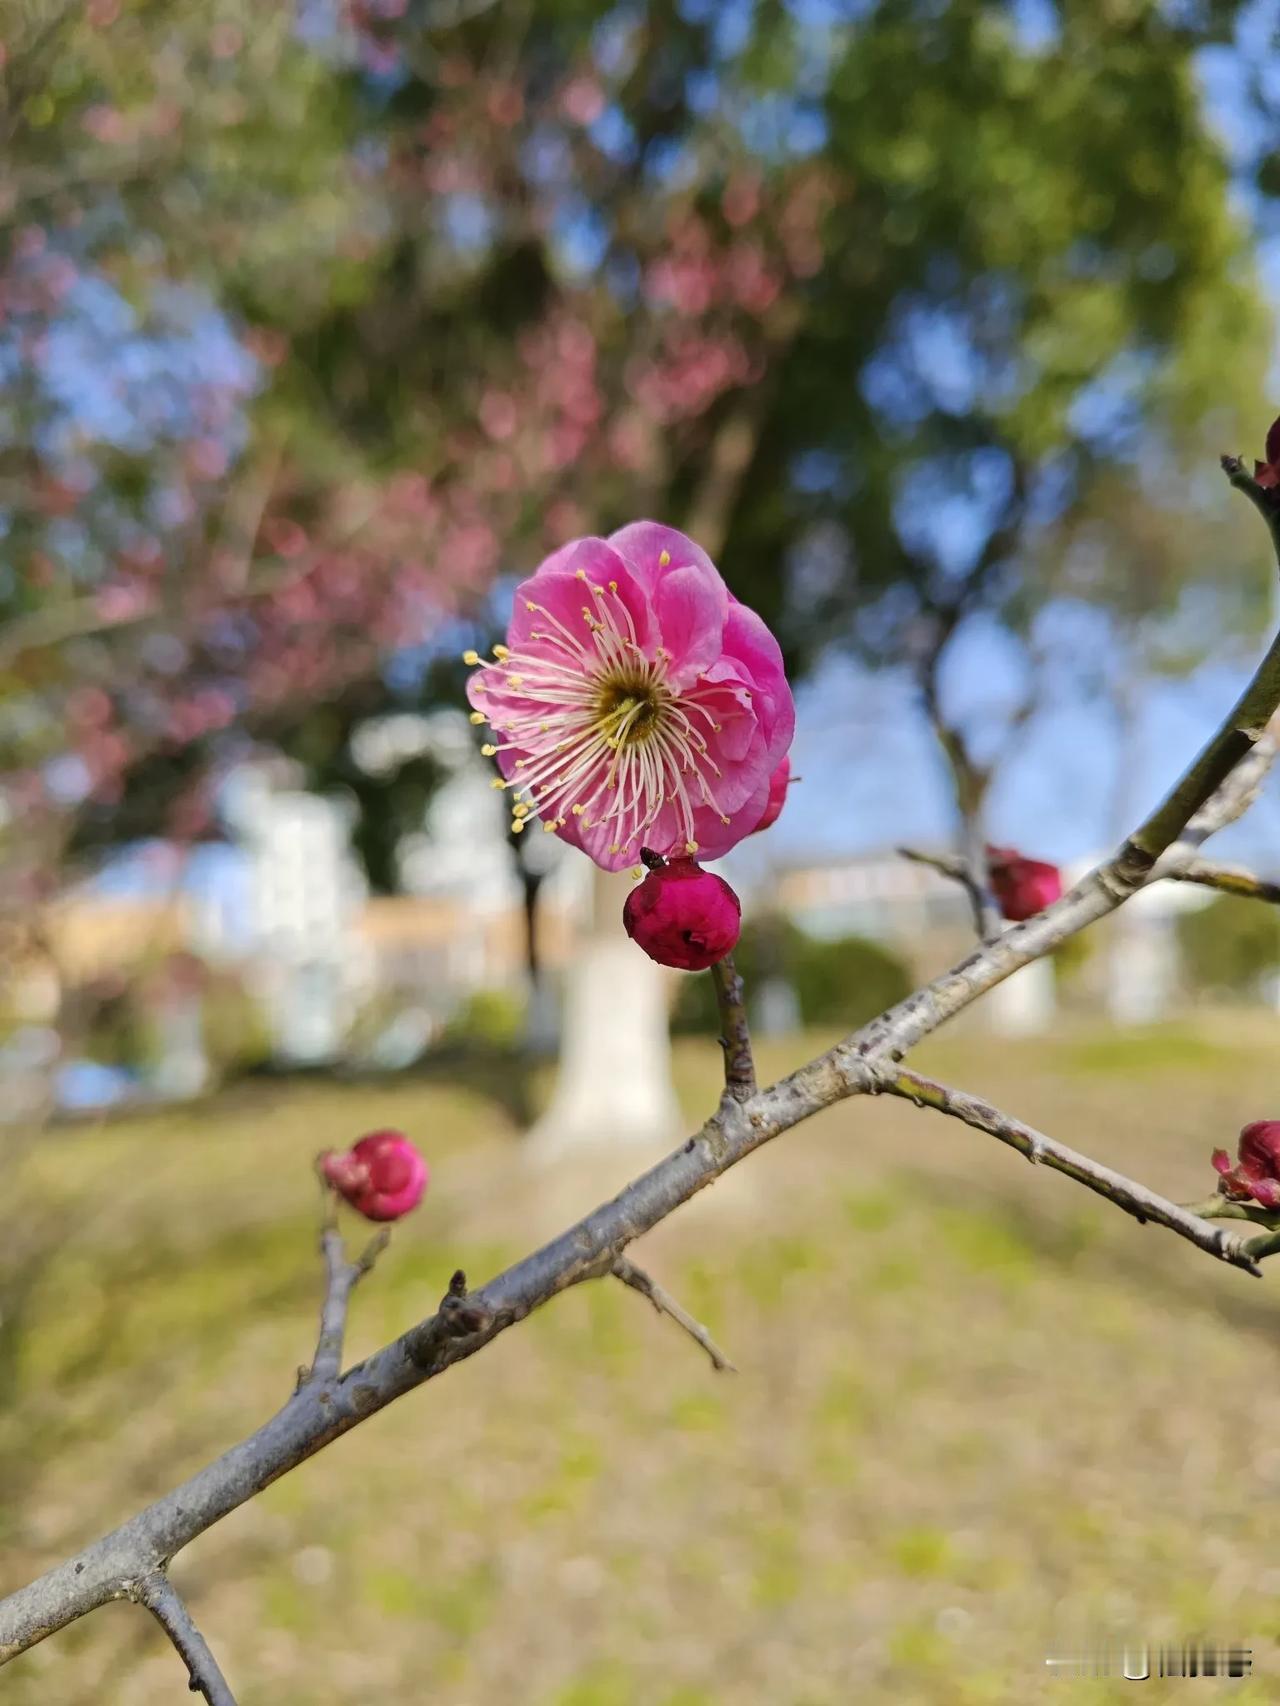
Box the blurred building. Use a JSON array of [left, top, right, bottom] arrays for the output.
[[775, 852, 974, 960]]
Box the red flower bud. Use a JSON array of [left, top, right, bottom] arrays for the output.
[[1212, 1120, 1280, 1210], [623, 854, 741, 970], [1253, 415, 1280, 490], [751, 757, 791, 835], [321, 1130, 428, 1222], [986, 845, 1063, 922]]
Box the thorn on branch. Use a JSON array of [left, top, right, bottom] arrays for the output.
[[611, 1255, 736, 1372]]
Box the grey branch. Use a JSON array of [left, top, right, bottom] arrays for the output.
[[883, 1068, 1261, 1276], [4, 454, 1280, 1669], [898, 844, 996, 932], [306, 1219, 391, 1385], [611, 1256, 736, 1372], [1160, 855, 1280, 906], [709, 952, 756, 1100], [133, 1572, 238, 1706]]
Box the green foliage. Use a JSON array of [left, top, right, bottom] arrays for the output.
[[441, 988, 525, 1049], [1176, 894, 1280, 996], [673, 916, 911, 1033], [200, 975, 272, 1076]]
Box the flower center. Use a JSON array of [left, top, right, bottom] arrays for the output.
[[595, 674, 663, 745]]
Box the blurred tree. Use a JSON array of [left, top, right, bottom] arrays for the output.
[[1176, 892, 1280, 997], [1, 0, 1276, 1112]]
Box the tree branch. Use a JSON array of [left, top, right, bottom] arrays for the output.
[[305, 1219, 390, 1386], [1160, 856, 1280, 906], [709, 953, 755, 1101], [611, 1256, 735, 1372], [881, 1068, 1261, 1276], [132, 1572, 238, 1706], [898, 844, 994, 929]]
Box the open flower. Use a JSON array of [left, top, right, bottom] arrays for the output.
[[1253, 416, 1280, 490], [1212, 1121, 1280, 1209], [466, 522, 794, 872], [986, 845, 1063, 922], [321, 1130, 428, 1222]]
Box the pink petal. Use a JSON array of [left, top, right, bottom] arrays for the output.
[[1211, 1148, 1234, 1177], [719, 601, 795, 765], [650, 563, 728, 683], [607, 520, 718, 591]]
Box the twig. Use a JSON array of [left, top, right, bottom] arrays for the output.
[[883, 1068, 1262, 1276], [898, 844, 993, 929], [1160, 855, 1280, 906], [611, 1256, 736, 1372], [307, 1219, 391, 1385], [133, 1572, 238, 1706], [709, 952, 756, 1101]]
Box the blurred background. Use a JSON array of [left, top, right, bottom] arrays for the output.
[[5, 0, 1280, 1700]]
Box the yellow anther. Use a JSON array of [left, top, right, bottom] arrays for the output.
[[712, 722, 722, 732], [490, 778, 506, 790], [609, 580, 618, 591], [526, 600, 536, 611], [481, 744, 497, 757], [513, 802, 530, 816], [493, 643, 510, 659], [506, 673, 523, 685], [571, 804, 584, 815], [659, 550, 670, 566], [469, 711, 486, 725], [540, 721, 550, 732], [463, 649, 480, 665], [515, 759, 527, 769], [609, 842, 622, 854], [685, 840, 698, 854], [543, 819, 557, 832], [512, 818, 526, 833], [631, 865, 643, 879], [575, 568, 588, 580]]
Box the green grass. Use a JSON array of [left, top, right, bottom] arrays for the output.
[[4, 1022, 1280, 1703]]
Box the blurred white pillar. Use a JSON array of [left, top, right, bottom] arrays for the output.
[[986, 955, 1057, 1037], [1106, 908, 1176, 1026], [527, 867, 682, 1159]]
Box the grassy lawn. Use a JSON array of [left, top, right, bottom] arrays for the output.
[[4, 1017, 1280, 1704]]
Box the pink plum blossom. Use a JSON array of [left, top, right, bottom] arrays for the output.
[[321, 1130, 429, 1222], [1212, 1121, 1280, 1210], [623, 855, 741, 971], [467, 522, 794, 871]]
